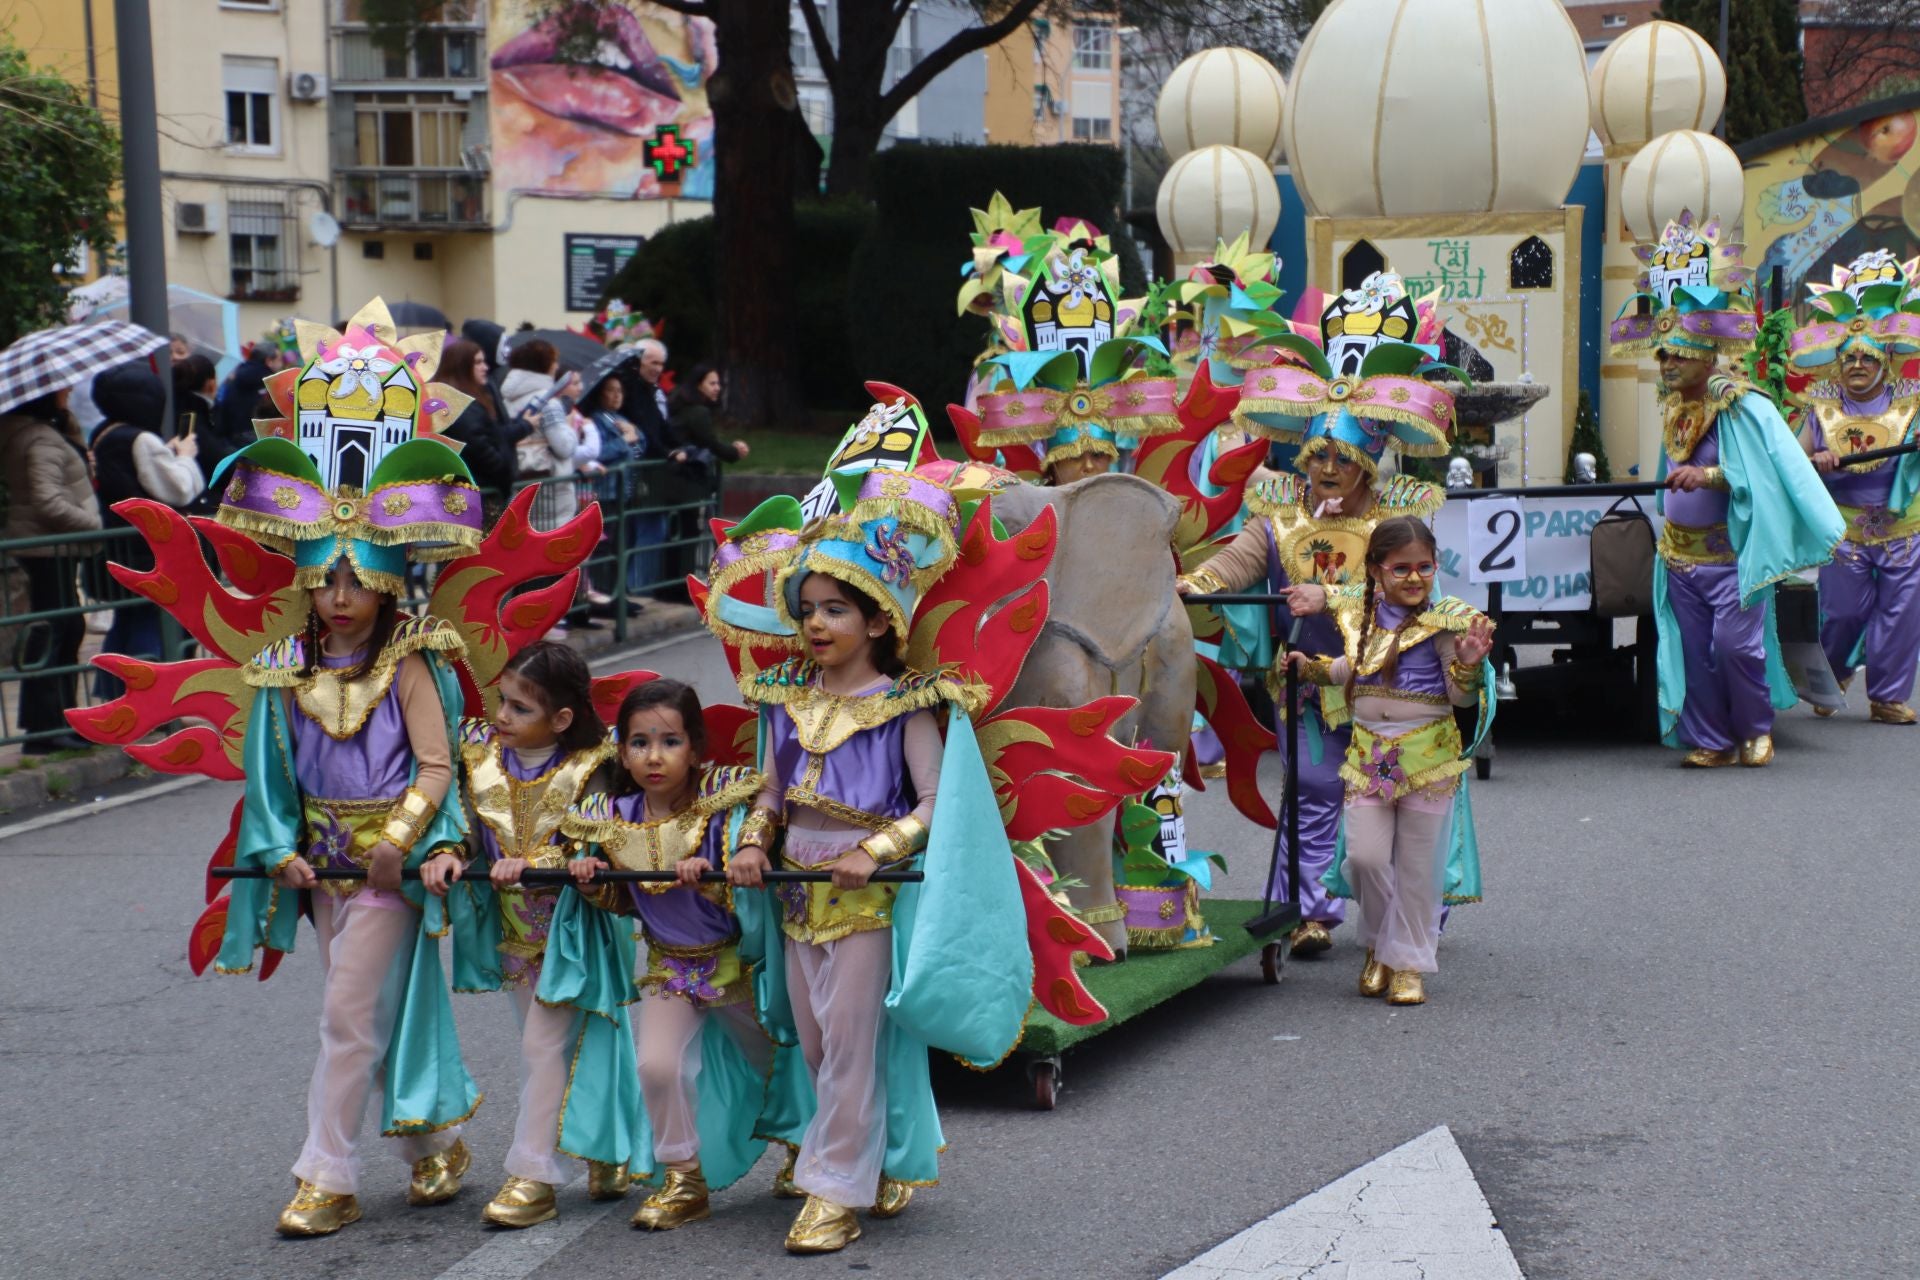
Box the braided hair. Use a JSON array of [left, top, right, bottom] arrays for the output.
[[1344, 516, 1440, 706]]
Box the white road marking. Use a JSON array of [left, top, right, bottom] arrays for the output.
[[1160, 1126, 1524, 1280], [0, 774, 207, 843], [433, 1177, 622, 1279]]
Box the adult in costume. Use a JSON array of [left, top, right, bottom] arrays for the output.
[[1791, 250, 1920, 722], [63, 299, 606, 1237], [1610, 213, 1844, 766], [955, 193, 1180, 484], [1177, 292, 1455, 958]]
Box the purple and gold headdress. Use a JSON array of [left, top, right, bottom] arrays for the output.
[[1609, 211, 1758, 359]]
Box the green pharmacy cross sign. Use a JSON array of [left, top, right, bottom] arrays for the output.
[[645, 125, 694, 183]]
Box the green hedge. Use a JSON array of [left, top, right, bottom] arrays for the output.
[[607, 198, 875, 416], [609, 144, 1144, 423], [847, 142, 1145, 416]]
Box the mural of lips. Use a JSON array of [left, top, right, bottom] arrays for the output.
[[493, 1, 682, 137]]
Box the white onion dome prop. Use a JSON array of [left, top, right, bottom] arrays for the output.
[[1156, 145, 1283, 275], [1588, 19, 1727, 152], [1620, 128, 1744, 241], [1156, 47, 1288, 164], [1282, 0, 1589, 217]]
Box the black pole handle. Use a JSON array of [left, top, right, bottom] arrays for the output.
[[210, 866, 925, 884]]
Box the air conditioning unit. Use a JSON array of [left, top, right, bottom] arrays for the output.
[[176, 202, 220, 235], [289, 71, 328, 102], [1050, 98, 1068, 116]]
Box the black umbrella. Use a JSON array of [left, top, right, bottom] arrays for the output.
[[511, 328, 613, 374], [388, 300, 451, 330], [576, 346, 638, 403]]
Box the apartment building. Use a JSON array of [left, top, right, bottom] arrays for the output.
[[983, 11, 1122, 148]]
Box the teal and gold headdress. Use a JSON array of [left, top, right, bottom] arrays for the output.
[[1790, 249, 1920, 370], [1610, 211, 1758, 359], [211, 297, 483, 595]]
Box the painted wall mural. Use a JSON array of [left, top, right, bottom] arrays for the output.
[[1743, 96, 1920, 304], [490, 1, 717, 200]]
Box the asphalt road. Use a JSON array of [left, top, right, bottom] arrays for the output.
[[2, 628, 1914, 1279]]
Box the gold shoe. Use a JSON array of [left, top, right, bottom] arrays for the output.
[[1683, 747, 1739, 768], [1386, 970, 1427, 1005], [276, 1180, 361, 1237], [1739, 734, 1774, 767], [1871, 700, 1917, 725], [1358, 949, 1391, 998], [771, 1147, 802, 1200], [630, 1165, 710, 1231], [1289, 920, 1333, 957], [869, 1177, 913, 1219], [785, 1194, 862, 1254], [587, 1161, 630, 1201], [482, 1176, 557, 1229], [407, 1138, 470, 1206]]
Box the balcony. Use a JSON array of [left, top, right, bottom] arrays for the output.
[[338, 169, 488, 230], [333, 28, 484, 85]]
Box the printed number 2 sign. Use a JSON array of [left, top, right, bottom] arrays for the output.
[[1466, 497, 1527, 584]]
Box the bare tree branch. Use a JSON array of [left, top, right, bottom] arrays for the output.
[[878, 0, 1048, 118], [796, 0, 839, 87]]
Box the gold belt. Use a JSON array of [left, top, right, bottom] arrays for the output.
[[1659, 520, 1735, 566]]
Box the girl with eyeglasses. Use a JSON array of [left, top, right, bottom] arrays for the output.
[[1284, 517, 1495, 1006]]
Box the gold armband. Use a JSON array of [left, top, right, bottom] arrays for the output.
[[1699, 465, 1728, 491], [736, 806, 780, 853], [858, 815, 929, 866], [1448, 660, 1485, 691], [1179, 565, 1228, 596], [380, 785, 437, 855], [1296, 656, 1337, 687]]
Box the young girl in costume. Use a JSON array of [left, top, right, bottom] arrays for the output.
[[211, 430, 488, 1236], [563, 679, 779, 1231], [719, 470, 1034, 1254], [1286, 517, 1494, 1006], [444, 640, 621, 1228]]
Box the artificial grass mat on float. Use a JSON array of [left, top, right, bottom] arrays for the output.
[[1016, 899, 1273, 1058]]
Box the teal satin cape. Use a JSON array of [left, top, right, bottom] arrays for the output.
[[754, 704, 1033, 1187], [1323, 657, 1496, 907], [220, 649, 482, 1136], [1651, 385, 1843, 747], [543, 801, 798, 1191]]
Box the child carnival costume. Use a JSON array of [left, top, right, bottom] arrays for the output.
[[64, 299, 604, 1237], [1790, 250, 1920, 723], [694, 394, 1176, 1252], [1293, 517, 1496, 1007], [1178, 277, 1456, 960], [1610, 213, 1843, 767]]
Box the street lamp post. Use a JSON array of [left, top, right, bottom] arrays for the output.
[[113, 0, 171, 418]]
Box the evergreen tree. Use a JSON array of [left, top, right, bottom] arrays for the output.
[[1657, 0, 1807, 144], [0, 36, 120, 346]]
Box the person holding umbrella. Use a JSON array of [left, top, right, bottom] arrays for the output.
[[0, 319, 168, 753]]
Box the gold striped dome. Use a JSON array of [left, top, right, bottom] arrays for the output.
[[1620, 129, 1744, 240], [1590, 21, 1726, 153], [1155, 145, 1283, 274], [1156, 47, 1288, 165], [1283, 0, 1589, 217]]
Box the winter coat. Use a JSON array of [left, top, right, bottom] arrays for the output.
[[1, 411, 101, 556]]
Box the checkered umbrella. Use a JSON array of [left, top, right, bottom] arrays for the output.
[[0, 319, 168, 417]]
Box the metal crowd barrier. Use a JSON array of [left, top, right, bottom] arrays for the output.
[[0, 456, 721, 751]]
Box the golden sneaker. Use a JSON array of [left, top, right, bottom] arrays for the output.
[[276, 1180, 361, 1238], [1683, 747, 1739, 768], [407, 1138, 471, 1206], [1739, 734, 1774, 767], [1289, 920, 1333, 957], [1358, 948, 1391, 998], [482, 1176, 557, 1229], [1871, 700, 1917, 725], [869, 1178, 913, 1220], [785, 1195, 862, 1254], [631, 1165, 710, 1231], [587, 1161, 630, 1201], [771, 1148, 802, 1200], [1386, 970, 1427, 1005]]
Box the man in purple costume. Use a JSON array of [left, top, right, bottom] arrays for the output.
[[1792, 250, 1920, 724]]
